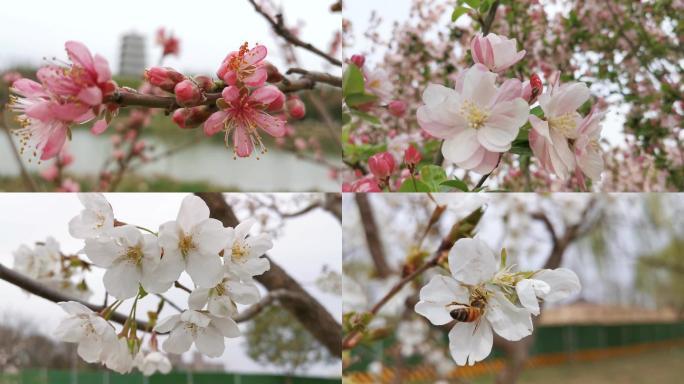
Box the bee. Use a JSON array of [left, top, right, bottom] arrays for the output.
[[449, 296, 486, 323]]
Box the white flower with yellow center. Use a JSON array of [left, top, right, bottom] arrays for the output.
[[188, 276, 261, 318], [154, 310, 241, 357], [54, 301, 117, 363], [69, 193, 114, 239], [158, 195, 231, 288], [223, 218, 272, 280], [83, 225, 168, 299]]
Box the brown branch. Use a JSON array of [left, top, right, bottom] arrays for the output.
[[355, 194, 392, 278], [195, 192, 342, 357], [247, 0, 342, 66], [286, 68, 342, 87]]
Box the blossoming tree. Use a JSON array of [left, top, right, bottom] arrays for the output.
[[0, 192, 342, 375], [0, 0, 342, 192], [341, 0, 684, 192], [342, 193, 600, 383]]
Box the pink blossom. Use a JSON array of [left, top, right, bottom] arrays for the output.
[[217, 43, 268, 87], [404, 144, 422, 166], [286, 97, 306, 119], [57, 178, 80, 192], [8, 41, 117, 159], [417, 64, 528, 173], [172, 106, 212, 129], [470, 33, 526, 72], [156, 28, 180, 57], [388, 100, 408, 117], [343, 176, 381, 192], [40, 165, 59, 182], [203, 85, 286, 157], [529, 115, 576, 180], [368, 152, 396, 179], [537, 74, 590, 140], [364, 68, 393, 103], [2, 71, 22, 85], [350, 54, 365, 68], [174, 79, 203, 106], [145, 67, 185, 92], [574, 107, 604, 181]]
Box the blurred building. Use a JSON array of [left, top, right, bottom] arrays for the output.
[[119, 33, 146, 76]]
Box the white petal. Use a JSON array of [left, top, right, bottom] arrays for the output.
[[176, 195, 210, 233], [245, 234, 273, 258], [533, 268, 581, 302], [54, 317, 86, 342], [234, 218, 256, 241], [195, 326, 225, 357], [77, 337, 104, 363], [208, 295, 237, 318], [58, 301, 93, 315], [103, 260, 141, 300], [485, 291, 533, 341], [227, 280, 260, 305], [441, 129, 480, 164], [210, 316, 241, 338], [415, 275, 468, 325], [188, 288, 210, 310], [515, 279, 548, 316], [448, 320, 493, 366], [180, 310, 212, 327], [163, 326, 194, 354], [448, 238, 498, 285], [82, 238, 121, 268], [241, 257, 270, 277], [154, 314, 181, 333], [195, 219, 231, 255], [462, 67, 497, 107], [186, 250, 223, 288]]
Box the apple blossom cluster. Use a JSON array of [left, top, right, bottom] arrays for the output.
[[7, 41, 118, 161], [34, 193, 274, 374], [415, 238, 581, 366], [12, 236, 91, 300]]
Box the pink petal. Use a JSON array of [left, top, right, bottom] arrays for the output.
[[470, 34, 484, 64], [51, 103, 91, 122], [93, 54, 112, 84], [65, 41, 94, 72], [493, 78, 523, 104], [222, 70, 238, 85], [40, 125, 69, 160], [232, 125, 253, 157], [25, 101, 54, 121], [253, 112, 286, 138], [91, 119, 108, 135], [245, 45, 267, 65], [78, 86, 103, 106], [472, 150, 500, 174], [221, 86, 240, 103], [243, 68, 267, 87], [203, 111, 228, 136], [249, 85, 282, 106], [11, 79, 46, 97]]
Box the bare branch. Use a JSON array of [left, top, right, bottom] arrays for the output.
[[247, 0, 342, 66], [355, 194, 392, 278]]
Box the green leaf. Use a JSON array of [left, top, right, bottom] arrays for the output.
[[345, 93, 378, 107], [463, 0, 480, 8], [419, 165, 448, 191], [479, 0, 491, 13], [342, 64, 365, 97], [510, 140, 533, 156], [451, 6, 469, 22], [530, 105, 544, 118], [350, 109, 381, 125], [398, 178, 431, 192], [440, 178, 469, 192]]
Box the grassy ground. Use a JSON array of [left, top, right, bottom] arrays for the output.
[[471, 347, 684, 384]]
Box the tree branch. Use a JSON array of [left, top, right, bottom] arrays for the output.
[[355, 194, 392, 278], [247, 0, 342, 66]]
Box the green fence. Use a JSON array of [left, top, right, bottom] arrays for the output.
[[346, 321, 684, 372], [0, 371, 341, 384]]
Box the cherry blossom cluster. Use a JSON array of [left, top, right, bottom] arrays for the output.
[[23, 193, 275, 374], [415, 237, 580, 366], [13, 236, 91, 300]]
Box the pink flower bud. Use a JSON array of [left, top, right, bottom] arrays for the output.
[[172, 106, 212, 129], [388, 100, 407, 117], [286, 98, 306, 119], [404, 144, 422, 166], [264, 61, 283, 83], [193, 75, 215, 92], [350, 54, 365, 68], [174, 80, 203, 106], [40, 165, 59, 182], [133, 140, 146, 155], [57, 179, 80, 192], [368, 152, 395, 179], [145, 67, 185, 92], [60, 152, 74, 166], [113, 150, 125, 161]]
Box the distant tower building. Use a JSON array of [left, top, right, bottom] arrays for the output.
[[119, 33, 146, 76]]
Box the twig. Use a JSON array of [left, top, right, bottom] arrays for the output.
[[247, 0, 342, 66]]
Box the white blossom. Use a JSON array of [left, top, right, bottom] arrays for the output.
[[135, 351, 172, 376], [155, 310, 241, 357], [69, 193, 114, 239], [223, 218, 272, 280], [188, 276, 261, 318], [103, 337, 135, 374], [54, 301, 117, 363], [83, 225, 168, 299], [158, 195, 231, 288]]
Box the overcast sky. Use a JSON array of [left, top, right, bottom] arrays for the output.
[[0, 0, 340, 75], [0, 193, 341, 377]]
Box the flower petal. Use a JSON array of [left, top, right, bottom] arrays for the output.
[[448, 238, 498, 285], [485, 291, 533, 341], [448, 320, 493, 366], [195, 326, 225, 357], [533, 268, 581, 302]]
